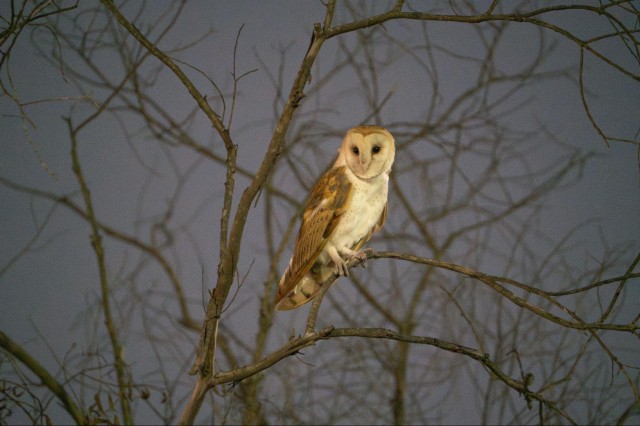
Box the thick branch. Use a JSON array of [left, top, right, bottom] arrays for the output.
[[323, 5, 639, 85], [367, 251, 638, 332], [190, 3, 333, 377], [205, 324, 576, 424], [301, 248, 637, 334], [0, 331, 86, 425], [178, 5, 335, 424]]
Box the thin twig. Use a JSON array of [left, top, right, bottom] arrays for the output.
[[68, 118, 132, 424]]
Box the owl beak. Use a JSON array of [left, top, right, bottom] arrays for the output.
[[360, 153, 370, 171]]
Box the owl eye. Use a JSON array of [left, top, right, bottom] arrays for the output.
[[372, 145, 381, 154], [352, 146, 359, 154]]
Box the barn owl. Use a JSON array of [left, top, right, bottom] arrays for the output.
[[275, 125, 395, 310]]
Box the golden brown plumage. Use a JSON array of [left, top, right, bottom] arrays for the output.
[[275, 126, 395, 310]]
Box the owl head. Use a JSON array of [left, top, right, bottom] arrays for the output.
[[335, 126, 396, 180]]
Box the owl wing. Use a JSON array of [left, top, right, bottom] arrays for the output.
[[275, 165, 353, 307]]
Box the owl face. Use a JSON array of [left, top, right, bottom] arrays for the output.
[[337, 126, 395, 180]]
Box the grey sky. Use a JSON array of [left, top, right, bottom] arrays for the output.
[[1, 1, 638, 424]]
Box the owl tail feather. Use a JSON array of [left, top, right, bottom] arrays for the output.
[[275, 264, 333, 310]]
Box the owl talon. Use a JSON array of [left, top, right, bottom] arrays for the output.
[[332, 260, 349, 277], [351, 251, 368, 268]]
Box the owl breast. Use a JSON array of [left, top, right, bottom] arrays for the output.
[[324, 169, 388, 257]]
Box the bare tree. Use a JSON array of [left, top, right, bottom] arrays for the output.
[[1, 1, 638, 425]]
